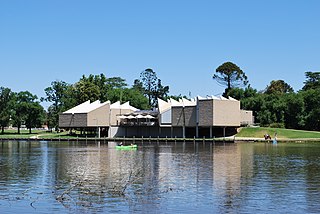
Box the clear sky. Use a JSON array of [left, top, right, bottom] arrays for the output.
[[1, 0, 320, 108]]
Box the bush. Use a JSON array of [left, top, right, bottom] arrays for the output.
[[269, 123, 285, 128]]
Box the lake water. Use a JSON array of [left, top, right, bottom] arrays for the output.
[[0, 140, 320, 213]]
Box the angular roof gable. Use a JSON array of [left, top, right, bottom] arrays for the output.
[[63, 100, 110, 114]]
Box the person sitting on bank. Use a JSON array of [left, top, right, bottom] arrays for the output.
[[264, 134, 271, 140]]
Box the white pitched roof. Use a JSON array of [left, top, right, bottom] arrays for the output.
[[219, 96, 228, 100], [228, 96, 239, 101], [111, 101, 139, 111], [169, 98, 182, 106], [158, 97, 196, 111], [158, 98, 171, 113], [197, 95, 206, 100], [121, 101, 139, 111], [182, 98, 196, 106], [209, 95, 220, 100], [110, 101, 121, 109], [157, 95, 238, 114], [63, 100, 110, 114], [197, 95, 234, 101]]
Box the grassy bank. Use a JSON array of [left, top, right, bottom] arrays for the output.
[[1, 127, 320, 141], [236, 127, 320, 139], [0, 129, 74, 139]]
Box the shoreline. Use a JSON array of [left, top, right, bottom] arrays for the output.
[[1, 136, 320, 143]]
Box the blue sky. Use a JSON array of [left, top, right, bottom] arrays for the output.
[[1, 0, 320, 108]]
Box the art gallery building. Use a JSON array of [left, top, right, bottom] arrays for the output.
[[59, 96, 253, 138]]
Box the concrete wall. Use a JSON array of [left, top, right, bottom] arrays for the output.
[[213, 99, 240, 127], [160, 109, 171, 126], [109, 109, 133, 126], [198, 99, 241, 127], [171, 106, 196, 127], [87, 103, 110, 127], [59, 102, 110, 128], [171, 106, 182, 126], [59, 113, 88, 128], [240, 110, 254, 126], [198, 99, 214, 126]]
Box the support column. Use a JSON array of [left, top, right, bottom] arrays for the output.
[[223, 127, 226, 138], [210, 126, 213, 138], [182, 126, 185, 138], [108, 126, 111, 138], [97, 127, 101, 138], [196, 96, 199, 138], [182, 106, 186, 138], [196, 125, 199, 138], [171, 126, 173, 138]]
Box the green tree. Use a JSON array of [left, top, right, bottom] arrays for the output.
[[243, 86, 258, 98], [167, 94, 188, 101], [122, 88, 149, 110], [93, 74, 109, 102], [72, 74, 128, 104], [226, 88, 245, 100], [213, 62, 248, 96], [25, 102, 45, 134], [258, 94, 287, 127], [42, 80, 76, 130], [46, 106, 57, 131], [74, 75, 101, 104], [107, 88, 124, 104], [140, 68, 157, 106], [12, 91, 44, 134], [265, 80, 294, 94], [154, 79, 169, 101], [0, 87, 14, 134], [107, 88, 149, 110], [132, 79, 145, 94], [226, 85, 257, 100], [284, 93, 305, 129], [302, 71, 320, 91], [139, 68, 170, 108], [302, 89, 320, 130], [106, 77, 127, 90], [241, 93, 265, 124]]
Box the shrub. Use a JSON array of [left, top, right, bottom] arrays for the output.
[[269, 123, 285, 128]]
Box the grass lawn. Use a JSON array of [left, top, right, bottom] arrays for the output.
[[0, 129, 74, 139], [2, 127, 320, 140], [236, 127, 320, 139]]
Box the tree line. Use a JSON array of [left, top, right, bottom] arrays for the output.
[[213, 62, 320, 131], [0, 69, 175, 132], [1, 64, 320, 133]]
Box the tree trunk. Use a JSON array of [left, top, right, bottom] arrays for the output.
[[1, 126, 4, 134], [29, 127, 32, 134], [17, 125, 21, 134], [227, 75, 231, 91]]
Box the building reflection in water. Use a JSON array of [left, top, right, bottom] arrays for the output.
[[53, 142, 218, 211], [53, 141, 164, 211], [2, 141, 320, 213], [212, 143, 254, 210], [52, 141, 257, 212]]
